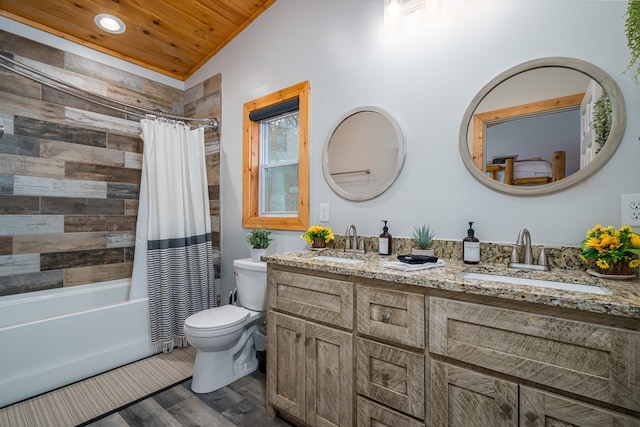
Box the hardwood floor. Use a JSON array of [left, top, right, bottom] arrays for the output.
[[84, 370, 293, 427]]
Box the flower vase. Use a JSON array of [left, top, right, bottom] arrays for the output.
[[599, 261, 637, 276], [587, 260, 639, 280], [312, 237, 326, 249]]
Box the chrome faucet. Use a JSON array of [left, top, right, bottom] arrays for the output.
[[518, 228, 534, 264], [344, 224, 365, 254], [508, 228, 549, 271]]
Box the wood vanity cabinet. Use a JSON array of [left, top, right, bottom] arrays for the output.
[[265, 263, 640, 426], [355, 285, 427, 426], [429, 297, 640, 425], [266, 268, 354, 427]]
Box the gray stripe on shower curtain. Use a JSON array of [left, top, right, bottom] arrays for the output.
[[147, 233, 215, 352]]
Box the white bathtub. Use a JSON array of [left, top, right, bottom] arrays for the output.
[[0, 279, 153, 408]]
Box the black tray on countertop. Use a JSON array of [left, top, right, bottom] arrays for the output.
[[397, 254, 438, 264]]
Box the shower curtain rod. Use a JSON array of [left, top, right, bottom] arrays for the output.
[[0, 53, 218, 130]]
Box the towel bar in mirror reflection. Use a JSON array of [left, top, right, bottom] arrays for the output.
[[459, 57, 626, 196], [330, 169, 371, 176]]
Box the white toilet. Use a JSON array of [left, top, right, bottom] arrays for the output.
[[183, 258, 267, 393]]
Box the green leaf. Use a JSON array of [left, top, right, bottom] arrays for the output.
[[625, 0, 640, 82]]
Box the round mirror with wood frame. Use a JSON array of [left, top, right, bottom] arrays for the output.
[[322, 106, 406, 201], [459, 57, 626, 196]]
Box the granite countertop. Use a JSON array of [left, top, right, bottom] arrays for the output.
[[263, 250, 640, 320]]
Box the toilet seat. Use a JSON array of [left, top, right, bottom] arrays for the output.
[[185, 305, 250, 333]]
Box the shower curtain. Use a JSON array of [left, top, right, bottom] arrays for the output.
[[131, 117, 217, 352]]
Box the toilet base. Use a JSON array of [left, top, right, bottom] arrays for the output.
[[190, 323, 261, 393]]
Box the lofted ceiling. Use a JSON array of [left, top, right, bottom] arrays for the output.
[[0, 0, 276, 81]]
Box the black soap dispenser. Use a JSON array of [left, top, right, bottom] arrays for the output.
[[379, 220, 392, 255], [463, 221, 480, 264]]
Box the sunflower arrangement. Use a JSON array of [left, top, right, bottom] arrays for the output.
[[301, 225, 334, 244], [580, 225, 640, 274]]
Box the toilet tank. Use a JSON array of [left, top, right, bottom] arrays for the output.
[[233, 258, 267, 312]]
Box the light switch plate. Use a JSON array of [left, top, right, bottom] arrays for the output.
[[621, 194, 640, 226]]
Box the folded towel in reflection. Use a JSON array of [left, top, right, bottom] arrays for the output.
[[382, 259, 446, 271]]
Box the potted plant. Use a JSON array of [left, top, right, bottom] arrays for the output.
[[580, 224, 640, 277], [246, 227, 273, 261], [301, 225, 334, 249], [410, 224, 436, 256]]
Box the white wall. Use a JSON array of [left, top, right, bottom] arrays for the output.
[[187, 0, 639, 298]]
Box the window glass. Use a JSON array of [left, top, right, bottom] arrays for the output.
[[262, 112, 299, 163], [263, 164, 299, 214], [261, 111, 299, 216]]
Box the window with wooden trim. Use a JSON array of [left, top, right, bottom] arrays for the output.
[[242, 81, 309, 230]]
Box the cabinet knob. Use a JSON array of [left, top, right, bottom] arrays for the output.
[[499, 403, 512, 415], [382, 371, 391, 381], [525, 412, 539, 422], [295, 332, 302, 340], [304, 336, 311, 346], [382, 312, 391, 322]]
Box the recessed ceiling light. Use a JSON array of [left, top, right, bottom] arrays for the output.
[[94, 14, 126, 34]]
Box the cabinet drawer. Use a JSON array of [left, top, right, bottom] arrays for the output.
[[430, 297, 640, 413], [356, 285, 425, 348], [269, 269, 354, 329], [357, 337, 425, 419], [357, 396, 425, 427]]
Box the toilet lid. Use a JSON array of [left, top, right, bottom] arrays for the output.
[[185, 305, 250, 331]]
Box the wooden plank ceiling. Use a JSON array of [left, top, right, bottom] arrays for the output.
[[0, 0, 276, 80]]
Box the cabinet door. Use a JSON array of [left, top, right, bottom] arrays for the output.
[[357, 396, 425, 427], [520, 386, 640, 427], [357, 338, 425, 419], [305, 322, 353, 427], [431, 360, 518, 427], [430, 297, 640, 412], [267, 311, 306, 421], [356, 285, 425, 349]]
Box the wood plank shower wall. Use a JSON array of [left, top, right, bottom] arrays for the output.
[[0, 30, 221, 297]]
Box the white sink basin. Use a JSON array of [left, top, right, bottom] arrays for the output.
[[311, 256, 364, 265], [462, 272, 609, 295]]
